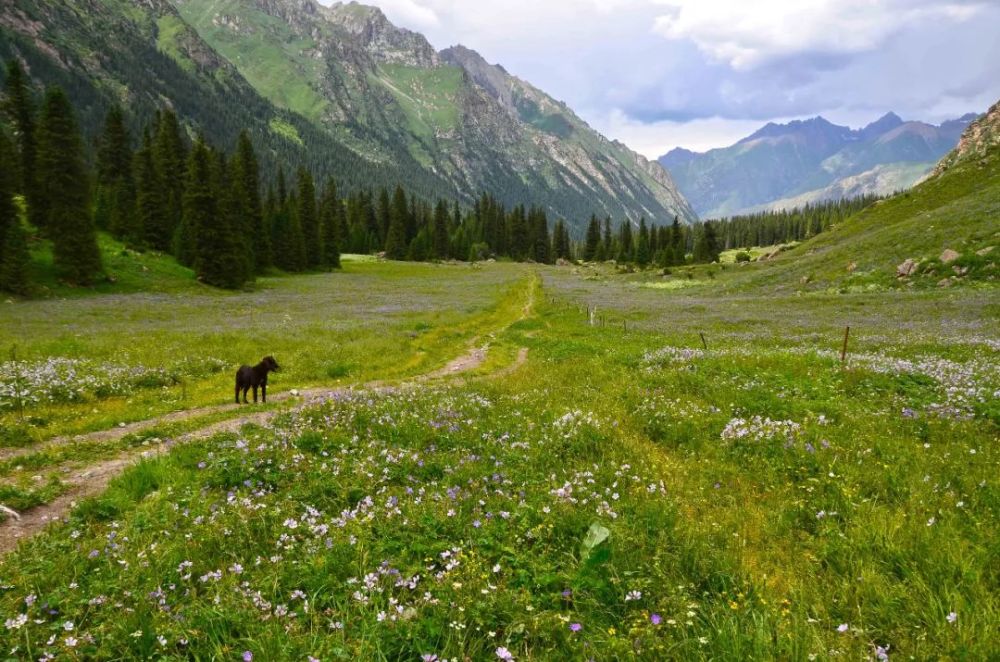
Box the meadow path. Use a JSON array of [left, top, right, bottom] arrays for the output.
[[0, 273, 540, 554]]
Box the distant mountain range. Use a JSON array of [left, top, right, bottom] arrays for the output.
[[0, 0, 696, 231], [659, 112, 978, 218]]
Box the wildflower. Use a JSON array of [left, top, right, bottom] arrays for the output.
[[650, 613, 662, 625], [947, 612, 957, 623], [243, 652, 253, 662], [62, 621, 74, 631], [495, 647, 515, 661], [65, 636, 78, 648], [569, 623, 582, 632], [422, 655, 439, 662], [625, 590, 642, 601], [874, 644, 889, 661], [836, 623, 848, 632]]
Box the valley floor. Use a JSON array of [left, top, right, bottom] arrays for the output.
[[0, 261, 997, 660]]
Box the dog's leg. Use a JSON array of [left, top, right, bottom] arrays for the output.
[[262, 383, 267, 403], [243, 387, 250, 404], [253, 385, 258, 403], [235, 382, 241, 404]]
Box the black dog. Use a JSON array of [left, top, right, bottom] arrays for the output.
[[235, 356, 280, 404]]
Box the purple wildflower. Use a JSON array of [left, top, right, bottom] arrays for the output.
[[651, 613, 662, 625], [569, 623, 582, 632]]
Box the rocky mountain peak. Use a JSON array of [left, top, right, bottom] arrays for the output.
[[440, 45, 514, 111], [860, 111, 904, 140], [323, 1, 438, 66]]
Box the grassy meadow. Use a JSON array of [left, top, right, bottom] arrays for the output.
[[0, 258, 998, 660]]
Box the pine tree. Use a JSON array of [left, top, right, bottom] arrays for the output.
[[376, 188, 391, 245], [185, 139, 248, 288], [232, 131, 269, 272], [94, 106, 137, 244], [0, 129, 29, 294], [153, 110, 186, 250], [529, 207, 550, 263], [296, 166, 322, 268], [2, 61, 42, 231], [384, 185, 408, 260], [669, 216, 685, 266], [0, 130, 13, 259], [37, 87, 102, 284], [693, 221, 720, 264], [600, 217, 612, 261], [0, 218, 29, 295], [180, 138, 213, 273], [134, 130, 169, 251], [618, 220, 634, 263], [319, 178, 342, 269], [508, 205, 529, 260], [432, 199, 450, 260], [583, 215, 601, 261], [636, 217, 651, 267]]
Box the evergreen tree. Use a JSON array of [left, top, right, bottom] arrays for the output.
[[669, 216, 685, 266], [184, 140, 248, 288], [384, 185, 408, 260], [134, 130, 169, 251], [95, 106, 137, 244], [297, 166, 322, 268], [600, 217, 612, 261], [0, 216, 30, 295], [618, 220, 634, 263], [2, 61, 42, 231], [0, 130, 13, 258], [583, 215, 601, 261], [319, 178, 342, 269], [553, 219, 572, 260], [376, 187, 391, 245], [0, 129, 29, 294], [153, 110, 186, 249], [529, 207, 550, 263], [693, 220, 721, 263], [636, 217, 651, 267], [508, 205, 529, 260], [37, 87, 102, 284], [432, 199, 450, 260], [232, 131, 269, 272]]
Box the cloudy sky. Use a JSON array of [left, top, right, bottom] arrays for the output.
[[321, 0, 1000, 158]]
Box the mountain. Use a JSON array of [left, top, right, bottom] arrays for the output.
[[660, 112, 977, 218], [0, 0, 696, 230], [729, 101, 1000, 292]]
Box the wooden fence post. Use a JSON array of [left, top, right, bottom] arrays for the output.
[[840, 326, 851, 364], [700, 333, 708, 351]]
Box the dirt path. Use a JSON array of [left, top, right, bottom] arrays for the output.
[[0, 341, 527, 554]]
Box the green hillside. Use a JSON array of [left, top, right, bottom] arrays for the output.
[[725, 142, 999, 293]]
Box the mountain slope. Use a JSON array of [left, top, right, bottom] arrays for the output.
[[728, 105, 1000, 292], [661, 113, 976, 218], [169, 0, 697, 228], [0, 0, 454, 198]]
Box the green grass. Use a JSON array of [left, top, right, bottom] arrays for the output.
[[173, 0, 330, 122], [1, 260, 531, 443], [0, 260, 997, 659]]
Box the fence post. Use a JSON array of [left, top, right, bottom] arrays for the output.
[[10, 345, 24, 423], [840, 326, 851, 364], [700, 333, 708, 351]]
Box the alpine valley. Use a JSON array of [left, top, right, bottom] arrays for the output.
[[0, 0, 696, 230]]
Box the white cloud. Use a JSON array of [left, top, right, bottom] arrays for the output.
[[358, 0, 441, 30], [652, 0, 986, 69], [317, 0, 1000, 156], [597, 110, 781, 157]]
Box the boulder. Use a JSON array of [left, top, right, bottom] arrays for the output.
[[940, 249, 960, 264], [896, 258, 918, 278]]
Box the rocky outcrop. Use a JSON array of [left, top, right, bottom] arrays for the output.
[[934, 100, 1000, 175]]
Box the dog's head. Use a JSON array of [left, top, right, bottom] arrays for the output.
[[262, 356, 281, 372]]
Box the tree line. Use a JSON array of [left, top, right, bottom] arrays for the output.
[[711, 195, 882, 251]]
